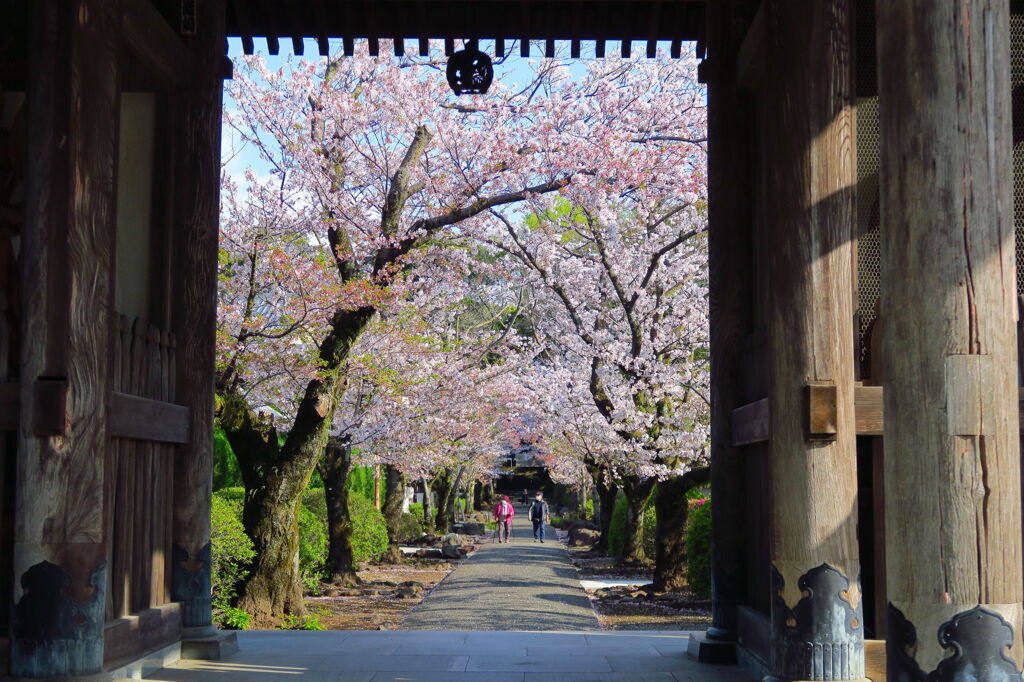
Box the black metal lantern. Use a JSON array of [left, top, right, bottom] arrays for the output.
[[446, 40, 493, 95]]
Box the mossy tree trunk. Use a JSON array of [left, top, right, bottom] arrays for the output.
[[381, 464, 406, 563], [321, 440, 360, 586], [620, 477, 656, 564], [653, 467, 710, 592], [587, 460, 618, 552]]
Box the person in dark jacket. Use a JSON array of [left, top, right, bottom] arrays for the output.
[[528, 491, 550, 543]]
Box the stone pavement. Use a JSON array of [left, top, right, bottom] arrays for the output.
[[143, 630, 753, 681], [401, 515, 597, 631], [141, 511, 752, 680]]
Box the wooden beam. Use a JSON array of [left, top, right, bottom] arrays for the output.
[[0, 383, 16, 430], [878, 0, 1023, 673], [102, 603, 181, 669], [11, 0, 117, 675], [855, 385, 883, 436], [705, 0, 753, 646], [109, 393, 189, 444], [731, 398, 768, 446], [121, 0, 190, 87], [735, 3, 764, 89], [762, 0, 863, 678], [170, 0, 225, 633], [31, 378, 66, 436]]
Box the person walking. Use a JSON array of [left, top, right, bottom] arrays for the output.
[[528, 491, 550, 543], [494, 495, 515, 543]]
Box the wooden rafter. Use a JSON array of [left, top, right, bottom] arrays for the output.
[[224, 0, 705, 57]]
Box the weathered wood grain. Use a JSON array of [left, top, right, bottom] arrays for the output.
[[11, 0, 117, 675], [109, 393, 189, 444], [170, 0, 225, 631], [121, 0, 190, 87], [762, 0, 864, 678], [706, 0, 754, 639], [878, 0, 1024, 673]]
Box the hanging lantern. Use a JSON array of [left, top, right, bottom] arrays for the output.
[[446, 40, 493, 95]]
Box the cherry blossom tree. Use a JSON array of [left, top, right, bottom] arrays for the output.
[[479, 53, 711, 589], [217, 42, 708, 621]]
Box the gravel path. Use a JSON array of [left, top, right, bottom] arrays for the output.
[[400, 513, 599, 631]]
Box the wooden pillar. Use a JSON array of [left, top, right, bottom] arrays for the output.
[[762, 1, 865, 680], [877, 2, 1024, 679], [170, 0, 225, 634], [705, 0, 748, 649], [11, 0, 117, 676]]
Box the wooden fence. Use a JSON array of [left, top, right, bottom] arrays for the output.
[[105, 314, 177, 620]]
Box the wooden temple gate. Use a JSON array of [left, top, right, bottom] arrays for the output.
[[2, 1, 1024, 681]]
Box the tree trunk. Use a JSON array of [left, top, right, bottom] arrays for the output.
[[321, 441, 359, 586], [472, 481, 484, 511], [432, 472, 453, 533], [653, 468, 710, 592], [591, 473, 618, 553], [620, 477, 656, 564], [422, 479, 435, 533], [381, 465, 405, 563]]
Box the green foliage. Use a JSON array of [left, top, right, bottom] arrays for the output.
[[642, 499, 657, 559], [278, 613, 326, 630], [607, 492, 657, 560], [408, 502, 425, 522], [220, 607, 252, 630], [213, 427, 243, 491], [348, 492, 389, 563], [685, 500, 712, 598], [301, 488, 389, 566], [297, 504, 328, 591], [210, 494, 255, 627], [394, 512, 424, 543], [584, 498, 595, 520]]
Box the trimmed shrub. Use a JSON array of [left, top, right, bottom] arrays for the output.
[[348, 492, 389, 562], [210, 494, 255, 628], [607, 492, 657, 560], [394, 512, 424, 543], [303, 488, 389, 564], [685, 499, 712, 598], [297, 503, 328, 591]]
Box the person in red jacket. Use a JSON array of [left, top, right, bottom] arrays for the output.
[[494, 495, 515, 543]]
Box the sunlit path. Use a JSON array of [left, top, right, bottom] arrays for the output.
[[143, 630, 751, 681], [401, 512, 597, 631]]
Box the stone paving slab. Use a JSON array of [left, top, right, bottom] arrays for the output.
[[141, 631, 753, 681], [400, 519, 598, 631]]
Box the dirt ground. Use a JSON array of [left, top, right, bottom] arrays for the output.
[[305, 558, 457, 630], [568, 546, 712, 631]]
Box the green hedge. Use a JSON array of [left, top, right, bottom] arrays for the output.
[[212, 486, 390, 609], [210, 494, 254, 627], [301, 488, 389, 565], [685, 499, 712, 598], [607, 491, 657, 560], [394, 512, 424, 543]]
